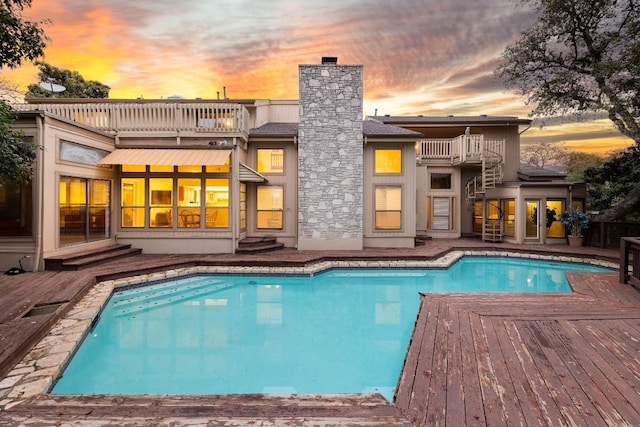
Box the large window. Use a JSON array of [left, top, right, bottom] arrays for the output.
[[257, 186, 283, 229], [375, 149, 402, 174], [60, 177, 110, 245], [121, 175, 230, 229], [0, 181, 32, 237], [375, 186, 402, 229], [257, 149, 284, 174]]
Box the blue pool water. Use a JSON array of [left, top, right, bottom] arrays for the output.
[[52, 257, 610, 400]]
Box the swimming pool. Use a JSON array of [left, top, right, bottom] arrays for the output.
[[51, 256, 611, 401]]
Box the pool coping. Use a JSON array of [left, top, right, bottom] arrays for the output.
[[0, 250, 618, 411]]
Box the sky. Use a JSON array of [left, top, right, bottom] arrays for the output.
[[2, 0, 634, 154]]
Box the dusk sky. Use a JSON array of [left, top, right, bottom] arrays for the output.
[[3, 0, 634, 153]]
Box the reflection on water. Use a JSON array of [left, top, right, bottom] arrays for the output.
[[52, 257, 609, 400]]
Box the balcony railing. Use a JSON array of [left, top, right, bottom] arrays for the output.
[[620, 237, 640, 286], [13, 102, 250, 135], [417, 135, 504, 164]]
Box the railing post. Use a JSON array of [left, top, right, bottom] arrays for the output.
[[620, 237, 630, 284]]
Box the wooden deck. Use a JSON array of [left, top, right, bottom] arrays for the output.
[[395, 272, 640, 426], [1, 240, 637, 425]]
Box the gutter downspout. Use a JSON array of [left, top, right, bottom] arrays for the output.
[[33, 114, 45, 271]]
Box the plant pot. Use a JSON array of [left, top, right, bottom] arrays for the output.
[[568, 235, 583, 247]]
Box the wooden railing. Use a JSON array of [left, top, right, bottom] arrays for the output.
[[585, 221, 640, 249], [620, 237, 640, 286], [418, 135, 504, 164], [13, 102, 250, 135]]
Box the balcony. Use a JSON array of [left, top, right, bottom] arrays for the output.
[[13, 101, 251, 138], [416, 134, 505, 165]]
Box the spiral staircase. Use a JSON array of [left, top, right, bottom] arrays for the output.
[[464, 139, 505, 242]]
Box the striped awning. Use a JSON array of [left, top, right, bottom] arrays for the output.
[[239, 163, 267, 182], [98, 149, 232, 166]]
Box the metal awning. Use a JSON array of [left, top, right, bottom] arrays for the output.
[[239, 163, 267, 182], [97, 149, 232, 166]]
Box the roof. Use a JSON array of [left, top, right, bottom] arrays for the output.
[[363, 119, 421, 138], [250, 120, 421, 139], [518, 163, 567, 181], [369, 115, 532, 126], [250, 123, 299, 137]]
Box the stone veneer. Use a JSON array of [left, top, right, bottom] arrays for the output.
[[297, 63, 364, 250]]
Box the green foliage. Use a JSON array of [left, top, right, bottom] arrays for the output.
[[584, 146, 640, 220], [496, 0, 640, 144], [558, 208, 590, 236], [564, 151, 605, 182], [0, 0, 47, 68], [26, 62, 110, 98], [0, 100, 39, 182]]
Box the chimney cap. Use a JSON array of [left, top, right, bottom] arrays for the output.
[[321, 56, 338, 65]]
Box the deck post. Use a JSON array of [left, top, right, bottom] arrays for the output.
[[620, 237, 630, 284]]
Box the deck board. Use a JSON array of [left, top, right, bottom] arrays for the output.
[[398, 271, 640, 426], [1, 241, 638, 425]]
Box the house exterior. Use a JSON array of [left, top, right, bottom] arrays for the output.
[[1, 59, 584, 271]]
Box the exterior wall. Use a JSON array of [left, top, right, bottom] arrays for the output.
[[422, 165, 461, 238], [246, 141, 298, 248], [253, 100, 299, 128], [297, 64, 364, 250], [487, 125, 521, 181], [363, 141, 416, 248], [41, 117, 117, 258]]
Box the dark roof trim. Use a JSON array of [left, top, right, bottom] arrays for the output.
[[370, 115, 532, 126]]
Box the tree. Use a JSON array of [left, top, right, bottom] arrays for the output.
[[1, 0, 46, 183], [26, 62, 110, 98], [583, 146, 640, 221], [0, 101, 39, 182], [0, 0, 47, 69], [564, 151, 605, 182], [496, 0, 640, 221], [521, 141, 568, 169]]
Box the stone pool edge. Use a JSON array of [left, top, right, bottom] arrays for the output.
[[0, 250, 617, 411]]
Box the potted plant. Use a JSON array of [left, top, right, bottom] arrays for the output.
[[558, 208, 590, 246]]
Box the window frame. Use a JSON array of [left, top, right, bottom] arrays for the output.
[[374, 185, 403, 230]]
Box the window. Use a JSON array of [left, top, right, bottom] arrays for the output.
[[430, 173, 451, 190], [375, 186, 402, 229], [257, 186, 283, 229], [239, 183, 247, 230], [60, 177, 110, 245], [121, 170, 231, 230], [257, 149, 284, 174], [473, 201, 483, 233], [502, 199, 515, 237], [59, 140, 109, 165], [545, 200, 565, 237], [149, 178, 173, 228], [374, 149, 402, 174], [205, 178, 229, 228], [178, 178, 201, 228], [121, 178, 145, 227], [0, 181, 32, 237]]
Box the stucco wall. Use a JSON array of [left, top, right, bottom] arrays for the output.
[[297, 64, 363, 250]]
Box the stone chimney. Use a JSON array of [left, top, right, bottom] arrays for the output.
[[297, 59, 364, 250]]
